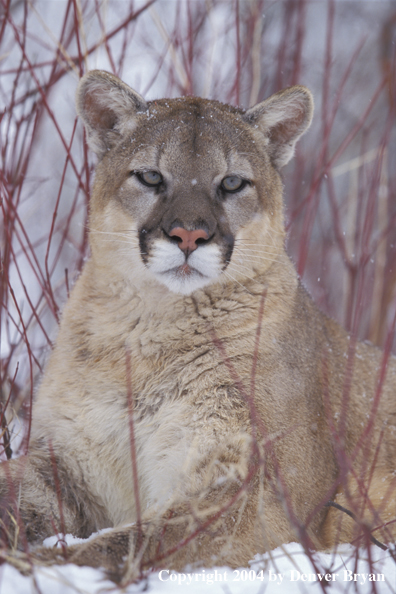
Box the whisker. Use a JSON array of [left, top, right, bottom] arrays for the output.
[[228, 264, 264, 278], [88, 228, 138, 237], [88, 226, 137, 233], [225, 262, 265, 282], [233, 245, 280, 252], [117, 249, 146, 255], [95, 239, 141, 247], [233, 248, 280, 256], [235, 228, 284, 238], [233, 248, 280, 255], [233, 256, 279, 262], [233, 242, 280, 249], [227, 259, 283, 279], [231, 254, 279, 265], [235, 236, 283, 244], [221, 270, 254, 295], [232, 256, 277, 265]]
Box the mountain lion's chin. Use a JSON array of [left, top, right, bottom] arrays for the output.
[[153, 267, 214, 295]]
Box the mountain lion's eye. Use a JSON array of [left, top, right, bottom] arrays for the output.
[[221, 176, 245, 193], [136, 171, 163, 187]]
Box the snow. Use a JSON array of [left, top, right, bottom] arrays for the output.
[[0, 540, 395, 594]]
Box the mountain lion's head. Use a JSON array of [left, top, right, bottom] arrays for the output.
[[77, 71, 313, 295]]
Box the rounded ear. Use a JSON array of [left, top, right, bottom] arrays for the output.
[[76, 70, 147, 159], [244, 85, 314, 169]]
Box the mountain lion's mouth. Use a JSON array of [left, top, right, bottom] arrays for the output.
[[164, 263, 205, 280], [147, 240, 223, 294], [176, 263, 192, 276], [173, 263, 200, 277]]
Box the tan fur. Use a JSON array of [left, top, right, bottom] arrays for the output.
[[1, 71, 395, 581]]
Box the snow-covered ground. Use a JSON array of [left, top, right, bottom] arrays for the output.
[[1, 540, 395, 594]]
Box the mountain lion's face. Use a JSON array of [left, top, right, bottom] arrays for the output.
[[98, 98, 276, 295], [77, 72, 313, 295]]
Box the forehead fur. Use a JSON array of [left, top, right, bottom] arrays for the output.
[[138, 97, 250, 141], [115, 96, 267, 173], [146, 96, 244, 119]]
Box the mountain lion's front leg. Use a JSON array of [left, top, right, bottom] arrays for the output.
[[0, 445, 105, 550], [29, 476, 298, 584]]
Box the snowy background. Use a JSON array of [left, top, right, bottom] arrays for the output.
[[1, 539, 395, 594], [1, 0, 396, 592]]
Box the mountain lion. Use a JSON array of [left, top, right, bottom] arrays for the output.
[[0, 70, 395, 582]]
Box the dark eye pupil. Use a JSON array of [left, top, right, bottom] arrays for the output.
[[141, 171, 161, 185], [222, 176, 243, 192]]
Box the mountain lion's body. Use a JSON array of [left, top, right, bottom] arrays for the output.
[[1, 71, 395, 580]]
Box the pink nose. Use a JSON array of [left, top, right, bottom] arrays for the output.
[[169, 227, 209, 253]]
